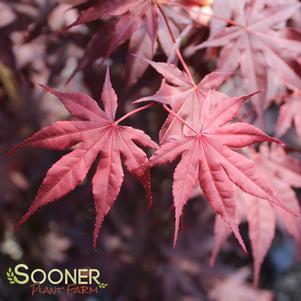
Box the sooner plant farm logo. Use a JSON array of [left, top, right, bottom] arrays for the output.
[[5, 264, 107, 296]]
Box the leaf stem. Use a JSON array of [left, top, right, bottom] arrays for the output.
[[156, 2, 197, 88], [115, 103, 155, 125], [162, 104, 199, 135]]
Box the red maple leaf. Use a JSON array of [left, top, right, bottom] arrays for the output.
[[210, 144, 301, 286], [195, 1, 301, 121], [134, 59, 232, 143], [209, 0, 299, 35], [68, 0, 193, 87], [148, 87, 292, 250], [10, 68, 158, 248]]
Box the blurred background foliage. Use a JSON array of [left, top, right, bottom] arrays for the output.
[[0, 1, 300, 300]]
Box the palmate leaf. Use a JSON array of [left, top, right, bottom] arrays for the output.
[[134, 59, 232, 143], [67, 0, 158, 87], [195, 0, 301, 120], [10, 68, 158, 248], [148, 86, 297, 253], [210, 144, 301, 286], [67, 0, 200, 87], [68, 0, 194, 88]]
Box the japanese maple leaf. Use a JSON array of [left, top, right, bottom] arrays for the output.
[[68, 0, 191, 87], [276, 90, 301, 139], [209, 0, 299, 35], [10, 68, 158, 248], [135, 59, 232, 143], [148, 88, 291, 250], [210, 144, 301, 286], [195, 0, 301, 120], [67, 0, 159, 87]]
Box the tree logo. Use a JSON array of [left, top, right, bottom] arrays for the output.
[[6, 267, 16, 284]]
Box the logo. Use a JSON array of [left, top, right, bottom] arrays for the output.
[[5, 264, 108, 296], [6, 267, 17, 284]]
